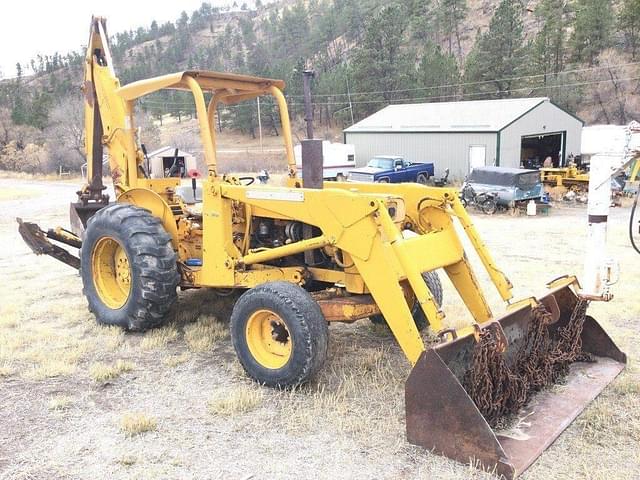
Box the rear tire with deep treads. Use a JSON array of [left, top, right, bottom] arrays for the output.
[[231, 282, 329, 388], [80, 203, 179, 330]]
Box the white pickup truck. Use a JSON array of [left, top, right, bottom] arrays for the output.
[[294, 141, 356, 180]]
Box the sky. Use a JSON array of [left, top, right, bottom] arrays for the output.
[[0, 0, 241, 78]]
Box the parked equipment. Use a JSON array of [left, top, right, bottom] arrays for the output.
[[540, 164, 590, 191], [465, 166, 543, 208], [459, 184, 498, 214], [17, 18, 626, 479]]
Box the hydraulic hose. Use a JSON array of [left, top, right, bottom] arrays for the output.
[[630, 185, 640, 254]]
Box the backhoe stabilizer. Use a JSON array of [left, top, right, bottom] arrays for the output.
[[16, 218, 81, 269], [405, 281, 626, 479]]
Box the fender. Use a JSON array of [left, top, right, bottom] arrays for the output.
[[118, 188, 179, 248]]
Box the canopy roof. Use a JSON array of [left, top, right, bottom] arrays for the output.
[[117, 70, 286, 101], [468, 166, 540, 186]]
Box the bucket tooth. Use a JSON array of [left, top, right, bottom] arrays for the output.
[[405, 284, 626, 478]]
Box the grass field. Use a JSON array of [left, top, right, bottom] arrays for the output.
[[0, 177, 638, 480]]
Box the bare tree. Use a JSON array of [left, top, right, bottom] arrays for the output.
[[585, 50, 640, 124], [135, 110, 161, 152], [45, 96, 85, 171]]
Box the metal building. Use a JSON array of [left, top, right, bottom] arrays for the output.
[[147, 146, 197, 178], [343, 97, 584, 180]]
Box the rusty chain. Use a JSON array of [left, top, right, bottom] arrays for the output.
[[463, 298, 592, 427]]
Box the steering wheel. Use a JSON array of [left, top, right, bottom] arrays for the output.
[[238, 176, 255, 186]]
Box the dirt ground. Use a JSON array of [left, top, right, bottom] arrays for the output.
[[0, 177, 639, 480]]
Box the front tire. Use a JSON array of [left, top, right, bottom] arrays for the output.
[[80, 203, 179, 330], [417, 173, 429, 184], [231, 282, 329, 388]]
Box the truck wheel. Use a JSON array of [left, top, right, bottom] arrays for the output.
[[231, 282, 329, 388], [370, 270, 443, 331], [336, 173, 346, 182], [377, 177, 390, 183], [80, 203, 179, 330], [417, 173, 430, 184]]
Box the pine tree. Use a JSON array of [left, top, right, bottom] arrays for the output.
[[11, 63, 28, 125], [417, 43, 460, 101], [620, 0, 640, 59], [438, 0, 467, 58], [571, 0, 613, 65], [351, 3, 415, 114], [532, 0, 567, 80], [28, 91, 52, 130], [407, 0, 436, 42], [463, 0, 527, 98]]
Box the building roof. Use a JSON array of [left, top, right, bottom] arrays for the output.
[[147, 146, 194, 157], [344, 97, 559, 133]]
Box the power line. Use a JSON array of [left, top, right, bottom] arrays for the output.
[[137, 75, 640, 111], [284, 61, 640, 98], [306, 75, 640, 105], [136, 62, 640, 110]]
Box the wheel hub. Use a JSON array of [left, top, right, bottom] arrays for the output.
[[246, 309, 292, 369], [91, 236, 132, 309]]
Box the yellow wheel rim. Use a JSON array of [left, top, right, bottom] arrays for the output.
[[245, 309, 292, 369], [91, 236, 131, 309]]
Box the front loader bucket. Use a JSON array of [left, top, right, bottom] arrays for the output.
[[406, 283, 626, 478]]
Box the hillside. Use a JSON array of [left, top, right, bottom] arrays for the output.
[[1, 0, 639, 173]]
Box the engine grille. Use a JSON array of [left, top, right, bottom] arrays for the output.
[[349, 172, 375, 183]]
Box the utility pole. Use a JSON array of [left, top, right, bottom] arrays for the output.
[[303, 69, 315, 139], [257, 96, 263, 152], [346, 74, 354, 125]]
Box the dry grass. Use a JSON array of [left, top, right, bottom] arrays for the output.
[[91, 324, 127, 351], [0, 304, 21, 328], [208, 386, 264, 416], [22, 360, 77, 380], [48, 395, 72, 411], [0, 298, 91, 380], [0, 187, 42, 201], [0, 169, 83, 181], [139, 324, 179, 350], [184, 315, 228, 352], [270, 342, 407, 438], [117, 454, 138, 466], [89, 360, 135, 382], [0, 362, 14, 377], [163, 352, 190, 367], [612, 374, 640, 396], [119, 412, 158, 437]]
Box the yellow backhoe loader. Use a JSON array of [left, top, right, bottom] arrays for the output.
[[17, 18, 626, 478]]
